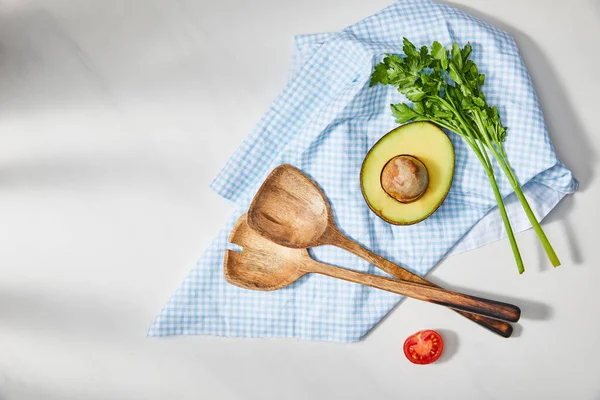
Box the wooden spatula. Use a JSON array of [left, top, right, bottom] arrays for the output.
[[246, 164, 517, 336], [225, 215, 520, 322]]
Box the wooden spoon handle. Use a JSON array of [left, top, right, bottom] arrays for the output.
[[325, 228, 515, 336], [309, 260, 520, 322]]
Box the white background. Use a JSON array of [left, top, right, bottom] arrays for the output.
[[0, 0, 599, 399]]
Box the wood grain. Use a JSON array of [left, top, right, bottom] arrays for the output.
[[226, 215, 520, 323], [246, 164, 517, 336]]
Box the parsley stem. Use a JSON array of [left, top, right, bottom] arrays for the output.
[[432, 99, 525, 272], [469, 110, 560, 267], [432, 119, 525, 273], [487, 147, 561, 267], [481, 151, 525, 274], [454, 118, 525, 273]]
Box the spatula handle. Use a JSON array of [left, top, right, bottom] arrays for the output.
[[324, 228, 515, 335], [309, 260, 520, 322]]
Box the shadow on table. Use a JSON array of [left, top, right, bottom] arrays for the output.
[[542, 195, 583, 267], [427, 278, 549, 338], [432, 279, 552, 321], [0, 285, 145, 343], [436, 329, 459, 363]]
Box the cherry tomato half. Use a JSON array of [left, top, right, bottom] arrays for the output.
[[403, 330, 444, 365]]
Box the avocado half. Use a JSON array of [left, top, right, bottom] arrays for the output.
[[360, 122, 455, 225]]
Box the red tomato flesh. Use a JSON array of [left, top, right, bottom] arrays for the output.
[[403, 330, 444, 365]]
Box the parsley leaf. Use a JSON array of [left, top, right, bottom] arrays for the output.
[[391, 103, 419, 123], [430, 41, 448, 70], [369, 62, 389, 87]]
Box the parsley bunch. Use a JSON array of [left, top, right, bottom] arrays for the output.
[[370, 38, 559, 273]]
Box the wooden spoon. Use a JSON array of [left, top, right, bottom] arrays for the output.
[[225, 215, 520, 322], [246, 164, 518, 335]]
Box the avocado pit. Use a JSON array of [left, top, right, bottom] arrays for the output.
[[380, 155, 429, 203]]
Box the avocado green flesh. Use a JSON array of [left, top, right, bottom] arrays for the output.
[[361, 122, 454, 225]]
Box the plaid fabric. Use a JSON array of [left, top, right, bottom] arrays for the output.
[[148, 0, 577, 342]]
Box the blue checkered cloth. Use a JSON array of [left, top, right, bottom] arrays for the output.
[[148, 0, 577, 342]]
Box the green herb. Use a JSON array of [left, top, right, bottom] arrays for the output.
[[370, 38, 559, 274]]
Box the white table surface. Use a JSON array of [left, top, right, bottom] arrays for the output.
[[1, 0, 599, 398]]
